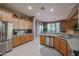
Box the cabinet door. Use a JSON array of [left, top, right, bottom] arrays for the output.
[[59, 39, 67, 56], [2, 11, 12, 22], [13, 36, 17, 47], [28, 21, 32, 29], [26, 35, 31, 42], [40, 35, 46, 45], [25, 21, 28, 29], [20, 36, 24, 44], [12, 18, 19, 29], [30, 35, 33, 41], [66, 43, 72, 56], [19, 19, 24, 29], [13, 36, 20, 47], [53, 37, 60, 50]]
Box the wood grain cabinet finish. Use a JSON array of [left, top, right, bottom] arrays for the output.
[[19, 19, 25, 29], [66, 43, 72, 56], [13, 36, 21, 47], [26, 35, 31, 42], [53, 37, 71, 56], [12, 18, 19, 29], [28, 21, 32, 29], [59, 39, 67, 56], [53, 37, 60, 50], [25, 21, 28, 29], [60, 20, 66, 32], [40, 35, 46, 45], [2, 11, 12, 22], [13, 35, 33, 48], [24, 20, 32, 29], [30, 35, 33, 41]]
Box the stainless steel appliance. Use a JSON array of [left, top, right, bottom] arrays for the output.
[[46, 36, 53, 47], [0, 21, 13, 55]]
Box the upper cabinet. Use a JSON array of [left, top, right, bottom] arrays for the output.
[[19, 19, 25, 29], [28, 21, 32, 29], [25, 18, 32, 29], [60, 20, 66, 32], [66, 4, 78, 34], [12, 17, 32, 30], [1, 10, 12, 22], [12, 17, 19, 29]]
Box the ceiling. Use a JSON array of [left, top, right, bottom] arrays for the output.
[[0, 3, 76, 22]]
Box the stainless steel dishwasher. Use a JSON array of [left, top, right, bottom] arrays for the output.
[[46, 36, 53, 47]]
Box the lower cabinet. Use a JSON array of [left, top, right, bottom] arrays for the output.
[[53, 37, 72, 56], [40, 35, 46, 45], [53, 37, 60, 50], [13, 36, 21, 47], [66, 43, 72, 56], [13, 34, 33, 48], [59, 39, 67, 56]]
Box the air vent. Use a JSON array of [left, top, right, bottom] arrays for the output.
[[40, 7, 45, 10]]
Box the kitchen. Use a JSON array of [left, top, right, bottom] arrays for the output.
[[0, 3, 79, 56]]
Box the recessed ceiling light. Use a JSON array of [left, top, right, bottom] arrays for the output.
[[37, 13, 40, 16], [28, 6, 32, 10], [50, 9, 54, 12]]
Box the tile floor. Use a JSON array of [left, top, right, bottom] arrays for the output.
[[3, 37, 62, 56]]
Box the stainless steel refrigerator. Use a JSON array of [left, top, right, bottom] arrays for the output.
[[0, 21, 13, 55]]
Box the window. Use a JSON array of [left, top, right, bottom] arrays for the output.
[[39, 24, 43, 33], [55, 22, 60, 33], [47, 22, 60, 33]]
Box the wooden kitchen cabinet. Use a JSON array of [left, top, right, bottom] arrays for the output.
[[60, 20, 66, 32], [66, 43, 72, 56], [2, 10, 12, 22], [40, 35, 46, 45], [53, 37, 60, 50], [29, 35, 33, 41], [20, 35, 24, 44], [26, 35, 31, 42], [28, 21, 32, 29], [53, 36, 72, 56], [12, 18, 19, 29], [24, 20, 32, 29], [13, 36, 21, 47], [19, 19, 25, 29], [13, 34, 33, 48], [25, 21, 27, 29], [59, 38, 67, 56]]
